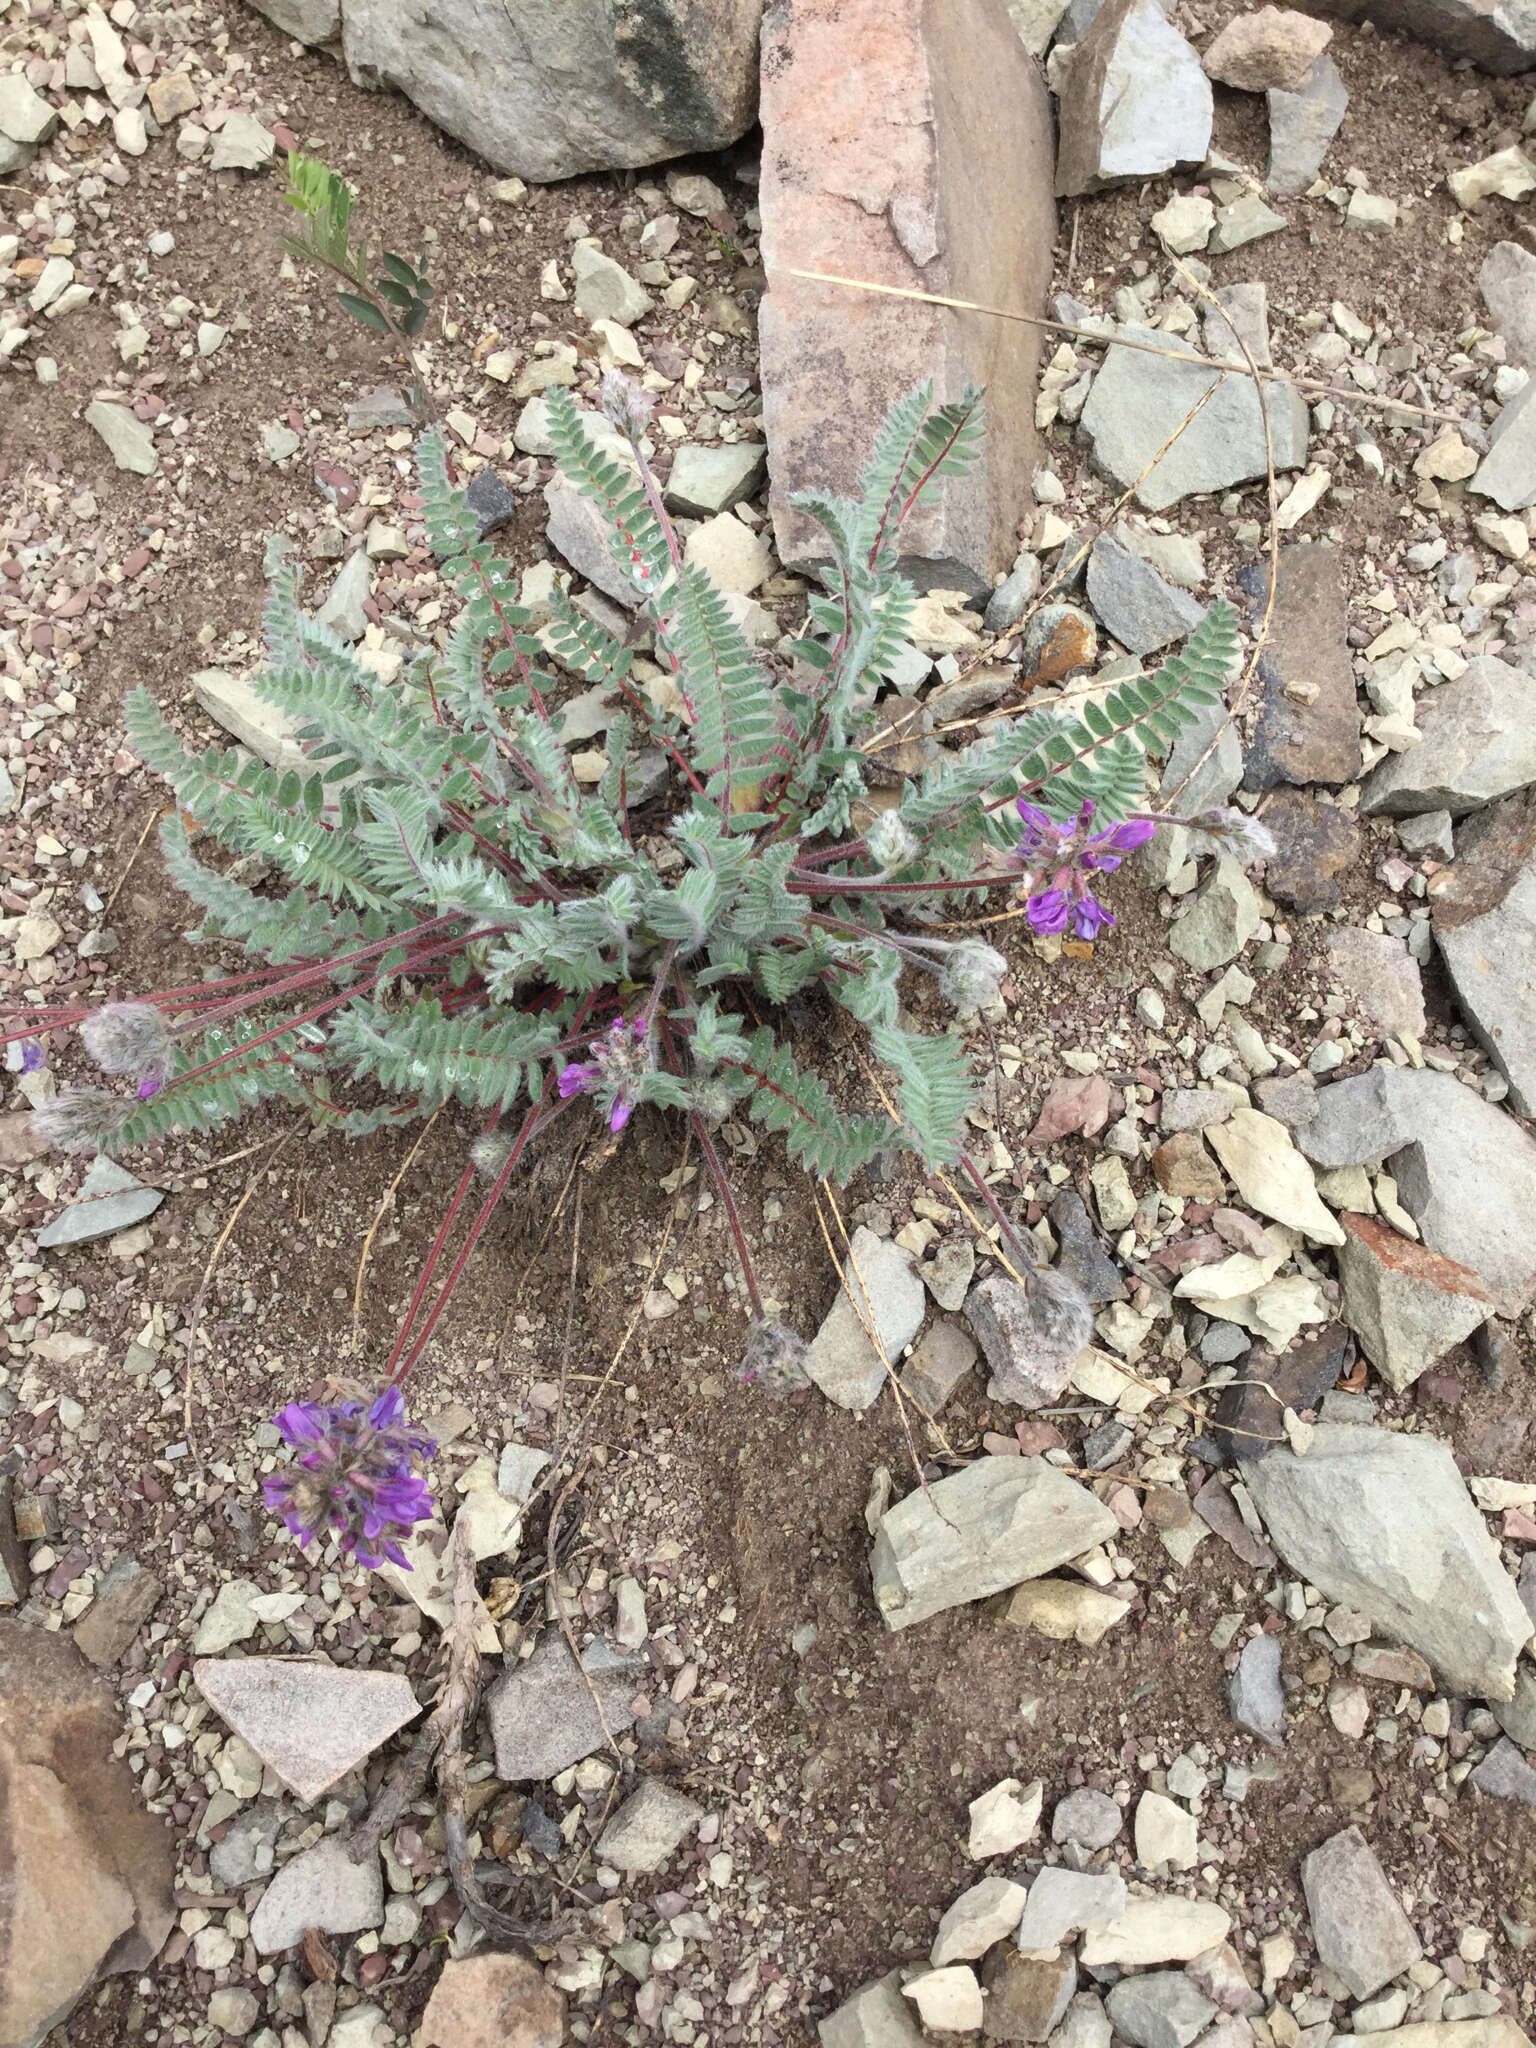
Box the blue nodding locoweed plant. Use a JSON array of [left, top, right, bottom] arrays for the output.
[[3, 160, 1263, 1566]]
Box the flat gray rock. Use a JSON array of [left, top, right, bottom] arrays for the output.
[[1493, 1664, 1536, 1751], [1480, 240, 1536, 367], [1051, 1787, 1124, 1848], [1300, 1826, 1422, 2001], [872, 1457, 1117, 1630], [594, 1778, 703, 1873], [1228, 1632, 1286, 1746], [1360, 655, 1536, 818], [571, 241, 653, 327], [192, 670, 318, 780], [1240, 544, 1361, 791], [805, 1225, 926, 1412], [1086, 533, 1206, 655], [545, 474, 643, 610], [1055, 0, 1211, 196], [1106, 1973, 1216, 2048], [1244, 1424, 1532, 1700], [0, 74, 59, 144], [315, 551, 373, 641], [1475, 1735, 1536, 1806], [486, 1631, 643, 1781], [1298, 1067, 1536, 1314], [1286, 0, 1536, 74], [72, 1554, 163, 1669], [1267, 54, 1348, 195], [84, 401, 157, 477], [664, 442, 767, 517], [249, 0, 340, 43], [1323, 927, 1425, 1041], [1015, 1868, 1127, 1950], [1168, 857, 1261, 971], [194, 1656, 421, 1802], [1433, 794, 1536, 1114], [250, 1836, 383, 1955], [1471, 378, 1536, 510], [1079, 324, 1307, 512], [1135, 696, 1242, 891], [38, 1157, 164, 1249]]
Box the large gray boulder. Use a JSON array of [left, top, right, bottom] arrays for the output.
[[1297, 1066, 1536, 1314], [1079, 324, 1308, 512], [1360, 656, 1536, 817], [1244, 1425, 1532, 1700], [245, 0, 340, 41], [758, 0, 1055, 593], [1285, 0, 1536, 75], [342, 0, 762, 181]]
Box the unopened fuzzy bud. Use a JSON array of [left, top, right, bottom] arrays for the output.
[[470, 1132, 515, 1181], [1184, 807, 1277, 865], [599, 368, 654, 441], [938, 940, 1008, 1011], [29, 1086, 135, 1156], [738, 1317, 812, 1399], [691, 1077, 737, 1124], [866, 808, 921, 873], [79, 1001, 173, 1081]]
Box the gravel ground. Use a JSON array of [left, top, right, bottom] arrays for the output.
[[3, 4, 1536, 2047]]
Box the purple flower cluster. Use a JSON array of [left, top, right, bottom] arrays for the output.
[[262, 1384, 436, 1571], [558, 1013, 651, 1134], [1012, 799, 1154, 940]]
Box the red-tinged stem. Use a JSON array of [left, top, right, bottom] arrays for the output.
[[384, 1146, 484, 1381], [185, 919, 483, 1040], [957, 1151, 1039, 1274], [786, 871, 996, 898], [689, 1111, 764, 1318], [390, 1094, 572, 1381]]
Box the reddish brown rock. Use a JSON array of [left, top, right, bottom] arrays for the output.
[[1324, 928, 1427, 1043], [1336, 1212, 1493, 1393], [1026, 1073, 1113, 1144], [0, 1111, 46, 1169], [420, 1952, 566, 2048], [1203, 5, 1334, 91], [1151, 1131, 1226, 1202], [1431, 791, 1536, 1115], [1240, 546, 1361, 789], [0, 1623, 175, 2048], [1260, 788, 1361, 913], [757, 0, 1054, 592]]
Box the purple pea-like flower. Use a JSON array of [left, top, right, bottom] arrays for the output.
[[557, 1014, 650, 1135], [19, 1040, 44, 1075], [262, 1383, 437, 1571], [1011, 797, 1151, 941]]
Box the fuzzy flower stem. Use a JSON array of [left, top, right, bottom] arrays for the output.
[[390, 1093, 572, 1383]]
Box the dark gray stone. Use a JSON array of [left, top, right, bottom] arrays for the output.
[[1266, 54, 1348, 195], [1106, 1974, 1216, 2048], [1260, 788, 1362, 914], [1239, 546, 1361, 790], [1086, 533, 1206, 655], [465, 467, 518, 539], [1432, 793, 1536, 1115], [1473, 1736, 1536, 1807], [1050, 1189, 1127, 1304], [1051, 1787, 1124, 1849], [1285, 0, 1536, 74]]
